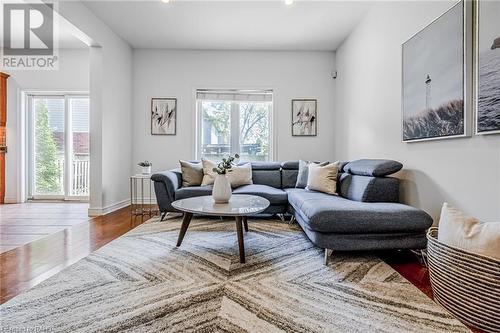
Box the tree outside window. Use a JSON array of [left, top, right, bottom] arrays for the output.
[[34, 100, 62, 194], [201, 100, 271, 161]]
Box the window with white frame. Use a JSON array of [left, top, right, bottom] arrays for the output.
[[196, 89, 273, 162]]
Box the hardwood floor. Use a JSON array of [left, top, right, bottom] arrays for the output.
[[0, 202, 91, 253], [0, 203, 483, 332], [0, 203, 147, 304]]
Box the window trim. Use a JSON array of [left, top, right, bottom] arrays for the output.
[[195, 89, 274, 161]]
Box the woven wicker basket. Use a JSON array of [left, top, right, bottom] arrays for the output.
[[427, 227, 500, 333]]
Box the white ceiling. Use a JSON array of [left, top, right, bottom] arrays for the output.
[[57, 21, 89, 49], [84, 0, 371, 51]]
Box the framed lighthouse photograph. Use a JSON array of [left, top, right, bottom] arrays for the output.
[[475, 0, 500, 135], [401, 1, 471, 142]]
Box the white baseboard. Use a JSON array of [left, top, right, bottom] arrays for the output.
[[88, 199, 131, 217], [4, 197, 19, 204]]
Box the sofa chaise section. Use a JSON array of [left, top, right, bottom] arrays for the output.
[[286, 188, 431, 250], [286, 189, 431, 234], [283, 160, 433, 264]]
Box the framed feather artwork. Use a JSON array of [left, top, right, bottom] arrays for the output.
[[151, 98, 176, 135], [292, 99, 317, 136]]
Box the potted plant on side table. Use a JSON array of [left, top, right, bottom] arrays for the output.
[[138, 161, 152, 175]]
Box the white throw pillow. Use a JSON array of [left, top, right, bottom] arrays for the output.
[[438, 202, 500, 260], [201, 159, 253, 188], [295, 160, 329, 188], [201, 159, 218, 186], [306, 162, 339, 195], [229, 162, 253, 188]]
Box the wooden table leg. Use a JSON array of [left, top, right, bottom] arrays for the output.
[[243, 216, 248, 232], [235, 216, 246, 263], [176, 212, 193, 247]]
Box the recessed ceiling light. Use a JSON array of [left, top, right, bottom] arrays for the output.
[[285, 0, 294, 5], [161, 0, 170, 3]]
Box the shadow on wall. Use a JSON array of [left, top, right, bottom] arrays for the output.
[[397, 169, 447, 225]]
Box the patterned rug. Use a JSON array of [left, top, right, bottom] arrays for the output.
[[1, 217, 470, 333]]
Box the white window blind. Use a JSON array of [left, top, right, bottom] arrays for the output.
[[196, 89, 273, 102]]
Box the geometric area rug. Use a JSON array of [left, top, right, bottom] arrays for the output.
[[0, 217, 471, 333]]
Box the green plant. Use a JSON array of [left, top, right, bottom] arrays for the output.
[[212, 154, 240, 175], [138, 161, 152, 167], [35, 101, 61, 193], [203, 102, 230, 143]]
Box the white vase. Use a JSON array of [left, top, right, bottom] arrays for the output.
[[141, 166, 151, 174], [213, 174, 232, 203]]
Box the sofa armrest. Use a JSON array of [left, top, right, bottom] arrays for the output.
[[151, 170, 182, 212]]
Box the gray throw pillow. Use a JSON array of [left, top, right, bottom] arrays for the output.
[[179, 160, 203, 187], [295, 160, 328, 188]]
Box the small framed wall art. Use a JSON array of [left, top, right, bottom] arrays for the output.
[[292, 99, 317, 136], [151, 98, 176, 135]]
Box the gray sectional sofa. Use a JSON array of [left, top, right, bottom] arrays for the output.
[[152, 159, 433, 264]]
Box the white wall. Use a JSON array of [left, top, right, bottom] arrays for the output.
[[5, 49, 89, 203], [335, 1, 500, 221], [132, 50, 336, 173], [57, 2, 133, 215]]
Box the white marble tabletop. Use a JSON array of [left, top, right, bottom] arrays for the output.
[[172, 195, 270, 216]]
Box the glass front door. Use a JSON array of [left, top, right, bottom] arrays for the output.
[[29, 94, 89, 200]]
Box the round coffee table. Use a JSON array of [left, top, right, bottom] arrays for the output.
[[171, 194, 270, 263]]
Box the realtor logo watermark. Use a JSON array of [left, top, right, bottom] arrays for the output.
[[1, 2, 59, 70]]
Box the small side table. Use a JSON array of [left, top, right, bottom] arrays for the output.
[[130, 174, 158, 218]]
